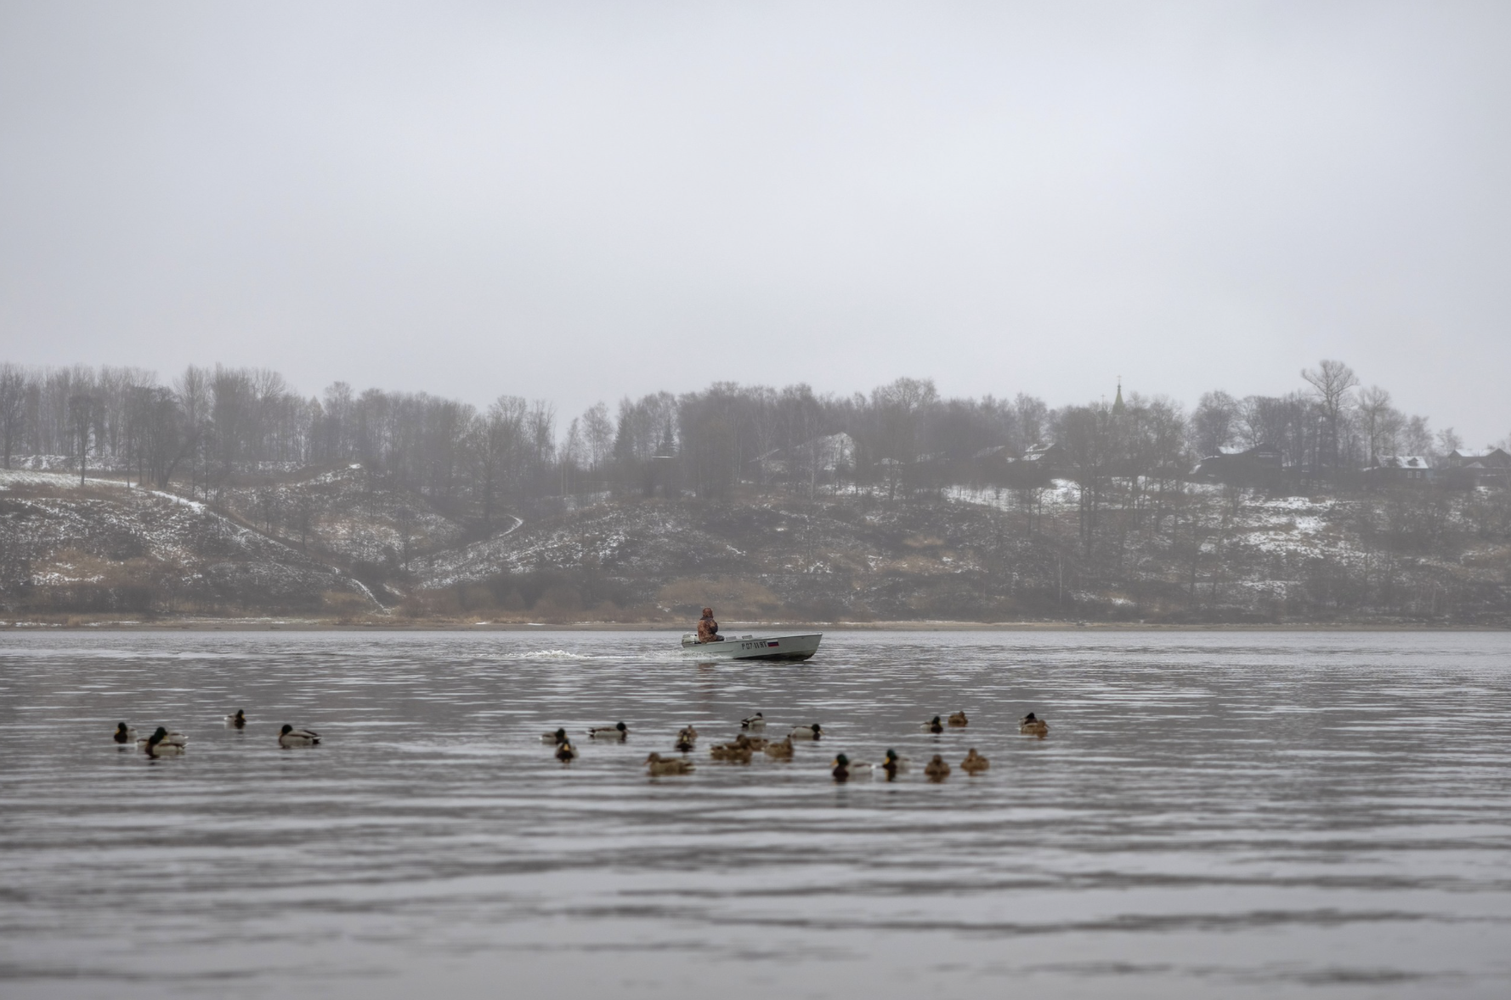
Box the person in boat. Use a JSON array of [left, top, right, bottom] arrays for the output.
[[696, 607, 723, 643]]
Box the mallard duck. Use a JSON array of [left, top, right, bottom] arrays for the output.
[[922, 715, 944, 734], [709, 736, 754, 762], [742, 736, 769, 750], [645, 752, 695, 776], [674, 734, 696, 752], [587, 722, 628, 740], [541, 727, 569, 745], [961, 748, 990, 774], [225, 710, 246, 728], [764, 736, 794, 759], [556, 740, 578, 762], [789, 723, 823, 741], [113, 722, 137, 744], [872, 748, 910, 779], [924, 754, 950, 782], [136, 727, 186, 749], [740, 712, 766, 730], [947, 711, 968, 727], [832, 753, 851, 782], [677, 725, 698, 743], [1019, 712, 1049, 738], [278, 724, 320, 747], [141, 727, 185, 756]]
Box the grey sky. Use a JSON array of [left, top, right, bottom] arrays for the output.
[[2, 1, 1508, 444]]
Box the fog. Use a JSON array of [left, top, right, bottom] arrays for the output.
[[2, 1, 1508, 444]]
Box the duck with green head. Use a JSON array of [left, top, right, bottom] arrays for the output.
[[831, 753, 851, 782], [113, 723, 136, 744], [141, 727, 185, 757], [874, 748, 910, 779], [136, 728, 186, 750], [278, 724, 320, 747]]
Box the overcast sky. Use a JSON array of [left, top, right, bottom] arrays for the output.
[[2, 1, 1508, 444]]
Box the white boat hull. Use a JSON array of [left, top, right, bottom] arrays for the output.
[[680, 632, 822, 662]]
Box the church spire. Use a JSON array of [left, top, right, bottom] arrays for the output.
[[1112, 376, 1125, 416]]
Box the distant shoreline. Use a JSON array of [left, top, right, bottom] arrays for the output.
[[3, 619, 1505, 633]]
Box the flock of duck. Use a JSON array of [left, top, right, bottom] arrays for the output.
[[112, 706, 1051, 778], [112, 712, 320, 756], [543, 709, 1052, 782]]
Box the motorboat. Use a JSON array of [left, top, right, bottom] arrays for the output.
[[679, 631, 822, 661]]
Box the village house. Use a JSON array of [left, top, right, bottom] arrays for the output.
[[1442, 447, 1511, 488], [752, 432, 855, 483], [1364, 455, 1433, 486], [1191, 444, 1283, 487]]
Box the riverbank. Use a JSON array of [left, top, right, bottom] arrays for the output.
[[3, 616, 1503, 632]]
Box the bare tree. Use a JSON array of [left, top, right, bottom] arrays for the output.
[[0, 363, 28, 469], [1402, 414, 1433, 456], [560, 418, 583, 495], [1191, 390, 1238, 457], [579, 402, 615, 479], [1301, 359, 1359, 472], [1435, 426, 1462, 458], [67, 394, 101, 485], [476, 396, 526, 525], [1355, 386, 1399, 463]]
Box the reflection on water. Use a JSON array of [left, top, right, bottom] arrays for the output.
[[2, 630, 1510, 999]]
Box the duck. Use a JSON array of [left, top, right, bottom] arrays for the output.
[[225, 710, 246, 728], [112, 722, 137, 744], [674, 733, 696, 753], [947, 710, 969, 727], [677, 725, 698, 743], [831, 753, 851, 782], [278, 724, 320, 748], [960, 748, 990, 774], [136, 727, 186, 750], [555, 740, 578, 762], [740, 712, 766, 730], [924, 754, 951, 782], [709, 735, 754, 763], [142, 727, 186, 757], [645, 752, 695, 776], [872, 748, 911, 779], [789, 723, 823, 741], [763, 736, 794, 759], [587, 722, 629, 740], [541, 727, 569, 745], [1019, 712, 1050, 738], [922, 715, 944, 734]]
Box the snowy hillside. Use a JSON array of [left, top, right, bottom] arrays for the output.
[[3, 467, 1508, 624], [0, 471, 378, 617]]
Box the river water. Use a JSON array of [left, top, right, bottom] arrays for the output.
[[1, 629, 1509, 999]]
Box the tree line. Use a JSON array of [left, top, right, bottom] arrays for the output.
[[0, 358, 1502, 522]]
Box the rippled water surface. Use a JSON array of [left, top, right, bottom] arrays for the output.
[[3, 629, 1511, 999]]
